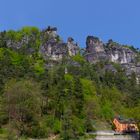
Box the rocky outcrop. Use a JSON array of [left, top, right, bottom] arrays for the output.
[[40, 27, 80, 61], [84, 36, 140, 83], [4, 34, 30, 50], [40, 38, 68, 61], [106, 40, 136, 64], [1, 26, 140, 82], [121, 63, 140, 76], [85, 36, 137, 64], [85, 36, 107, 63], [1, 26, 80, 60], [67, 37, 79, 56]]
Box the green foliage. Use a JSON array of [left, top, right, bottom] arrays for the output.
[[100, 102, 114, 120], [123, 45, 138, 53], [72, 54, 85, 64], [61, 112, 85, 140], [34, 59, 45, 75], [4, 27, 40, 52], [2, 79, 42, 136], [9, 50, 23, 65], [6, 30, 17, 40], [0, 27, 139, 139], [64, 74, 73, 82], [20, 26, 40, 36], [81, 79, 96, 96], [40, 115, 62, 136], [20, 26, 41, 50], [0, 48, 4, 59]]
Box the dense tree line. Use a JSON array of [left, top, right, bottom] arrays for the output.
[[0, 27, 140, 139]]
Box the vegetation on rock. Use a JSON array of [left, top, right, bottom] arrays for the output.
[[0, 27, 140, 139]]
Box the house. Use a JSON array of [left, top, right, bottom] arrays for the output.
[[113, 117, 139, 133]]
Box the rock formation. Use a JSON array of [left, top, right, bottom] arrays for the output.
[[85, 36, 107, 63], [1, 26, 140, 82], [85, 36, 137, 64], [84, 36, 140, 82], [40, 27, 80, 61], [67, 37, 80, 56]]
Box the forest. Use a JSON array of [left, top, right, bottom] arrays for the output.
[[0, 27, 140, 140]]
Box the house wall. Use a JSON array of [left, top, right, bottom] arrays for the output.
[[113, 118, 138, 133]]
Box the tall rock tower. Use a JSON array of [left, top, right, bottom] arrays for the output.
[[67, 37, 80, 56]]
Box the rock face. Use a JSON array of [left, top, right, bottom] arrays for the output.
[[40, 27, 80, 61], [40, 38, 68, 61], [4, 34, 31, 50], [85, 36, 107, 63], [121, 63, 140, 84], [0, 26, 80, 60], [106, 40, 136, 64], [84, 36, 140, 83], [1, 26, 140, 82], [85, 36, 137, 64], [67, 37, 79, 56]]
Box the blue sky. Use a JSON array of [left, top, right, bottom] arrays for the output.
[[0, 0, 140, 48]]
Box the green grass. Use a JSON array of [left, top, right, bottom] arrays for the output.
[[0, 128, 8, 139], [93, 120, 112, 131]]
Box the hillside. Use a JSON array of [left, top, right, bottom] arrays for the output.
[[0, 26, 140, 139]]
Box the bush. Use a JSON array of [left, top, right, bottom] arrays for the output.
[[40, 115, 62, 137], [100, 102, 114, 120], [61, 115, 85, 140]]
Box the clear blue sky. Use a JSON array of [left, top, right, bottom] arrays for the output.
[[0, 0, 140, 48]]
